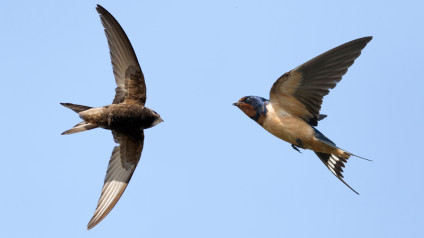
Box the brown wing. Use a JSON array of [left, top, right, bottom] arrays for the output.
[[96, 5, 146, 105], [269, 37, 372, 126], [87, 130, 144, 230]]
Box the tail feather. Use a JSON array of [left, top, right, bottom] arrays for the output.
[[313, 127, 371, 162], [61, 103, 97, 135], [345, 152, 373, 162], [315, 152, 359, 195], [60, 103, 92, 113], [312, 128, 371, 194], [62, 121, 98, 135]]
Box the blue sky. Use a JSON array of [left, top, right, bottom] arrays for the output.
[[1, 0, 423, 237]]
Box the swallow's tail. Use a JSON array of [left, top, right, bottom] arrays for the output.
[[314, 127, 371, 162], [60, 103, 98, 135], [312, 128, 365, 194], [314, 152, 359, 195]]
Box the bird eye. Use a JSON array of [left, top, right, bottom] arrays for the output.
[[245, 97, 251, 103]]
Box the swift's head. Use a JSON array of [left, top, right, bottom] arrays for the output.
[[150, 110, 164, 128], [142, 108, 164, 129]]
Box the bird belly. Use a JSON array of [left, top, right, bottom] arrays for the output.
[[78, 107, 109, 128], [262, 104, 315, 149], [79, 104, 149, 130], [106, 105, 150, 130]]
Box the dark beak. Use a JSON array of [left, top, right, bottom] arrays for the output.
[[232, 102, 239, 106]]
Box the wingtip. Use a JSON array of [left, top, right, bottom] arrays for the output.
[[359, 36, 373, 44], [87, 221, 95, 230], [87, 215, 101, 230], [350, 36, 373, 45], [96, 4, 103, 11], [364, 36, 373, 43], [96, 4, 107, 15]]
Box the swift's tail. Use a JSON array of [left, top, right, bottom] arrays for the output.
[[60, 103, 98, 135]]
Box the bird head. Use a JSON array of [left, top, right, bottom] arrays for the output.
[[146, 110, 164, 129], [233, 96, 268, 123], [153, 110, 164, 122]]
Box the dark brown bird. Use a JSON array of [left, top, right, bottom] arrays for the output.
[[61, 5, 163, 229]]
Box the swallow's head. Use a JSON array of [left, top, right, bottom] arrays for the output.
[[233, 96, 268, 124]]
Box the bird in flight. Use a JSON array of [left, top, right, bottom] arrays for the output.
[[61, 5, 163, 229], [233, 37, 372, 194]]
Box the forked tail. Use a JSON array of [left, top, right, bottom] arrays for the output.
[[312, 127, 371, 194], [60, 103, 98, 135], [315, 152, 359, 195]]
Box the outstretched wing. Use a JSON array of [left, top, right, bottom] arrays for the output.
[[269, 37, 372, 126], [96, 4, 146, 105], [87, 130, 144, 230]]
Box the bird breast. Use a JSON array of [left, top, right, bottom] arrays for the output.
[[262, 103, 315, 147]]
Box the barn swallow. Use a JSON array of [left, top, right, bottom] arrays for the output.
[[61, 5, 163, 229], [233, 37, 372, 194]]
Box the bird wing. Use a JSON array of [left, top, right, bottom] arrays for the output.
[[269, 37, 372, 126], [87, 130, 144, 230], [96, 5, 146, 106]]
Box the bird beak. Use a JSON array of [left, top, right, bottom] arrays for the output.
[[232, 102, 240, 106]]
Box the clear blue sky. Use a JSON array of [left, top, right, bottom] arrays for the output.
[[1, 0, 423, 237]]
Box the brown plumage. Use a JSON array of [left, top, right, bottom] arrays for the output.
[[269, 37, 372, 126], [61, 5, 163, 229]]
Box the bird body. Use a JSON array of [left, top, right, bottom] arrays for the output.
[[61, 5, 163, 229], [262, 102, 343, 155], [237, 98, 346, 157], [263, 103, 314, 149], [234, 37, 372, 194], [80, 103, 160, 130]]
